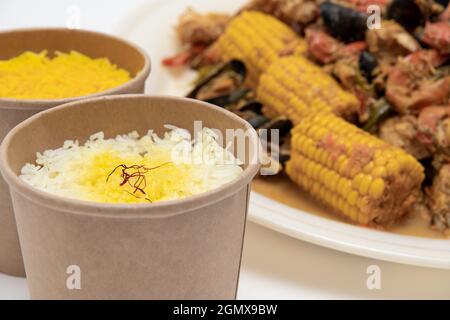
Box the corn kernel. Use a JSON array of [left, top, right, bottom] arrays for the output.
[[375, 155, 388, 166], [329, 172, 340, 192], [340, 179, 352, 196], [386, 161, 399, 176], [369, 178, 385, 200], [358, 175, 373, 195], [319, 166, 328, 181], [347, 191, 358, 206], [372, 166, 387, 178], [311, 163, 321, 180], [305, 161, 314, 178], [338, 159, 350, 176], [335, 154, 346, 171], [349, 207, 359, 221], [353, 173, 364, 189], [363, 162, 374, 173]]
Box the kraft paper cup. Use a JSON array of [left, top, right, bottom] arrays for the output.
[[0, 28, 151, 277], [0, 95, 260, 299]]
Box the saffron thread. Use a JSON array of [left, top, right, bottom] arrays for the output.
[[106, 163, 170, 202]]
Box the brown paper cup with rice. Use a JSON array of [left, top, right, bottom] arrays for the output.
[[0, 95, 260, 299], [0, 28, 151, 277]]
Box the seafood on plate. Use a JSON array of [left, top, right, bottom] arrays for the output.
[[163, 0, 450, 235]]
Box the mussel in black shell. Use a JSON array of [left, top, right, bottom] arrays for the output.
[[359, 51, 378, 82], [187, 59, 247, 106], [319, 1, 367, 43], [387, 0, 425, 32]]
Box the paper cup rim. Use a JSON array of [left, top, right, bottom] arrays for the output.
[[0, 94, 261, 219], [0, 27, 151, 110]]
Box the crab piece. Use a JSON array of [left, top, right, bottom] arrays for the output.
[[366, 20, 421, 65], [163, 9, 230, 68], [332, 56, 366, 89], [386, 50, 449, 114], [427, 164, 450, 235], [305, 29, 342, 63], [244, 0, 319, 26], [379, 115, 431, 160], [332, 42, 369, 90], [422, 21, 450, 54], [176, 9, 230, 45], [417, 105, 450, 153], [305, 28, 368, 64]]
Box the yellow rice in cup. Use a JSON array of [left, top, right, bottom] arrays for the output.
[[20, 126, 243, 204], [0, 50, 131, 99]]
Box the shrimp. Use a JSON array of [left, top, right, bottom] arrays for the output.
[[386, 50, 449, 114], [422, 21, 450, 54], [379, 115, 431, 160], [417, 105, 450, 153]]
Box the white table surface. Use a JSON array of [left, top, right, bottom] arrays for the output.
[[0, 0, 449, 300]]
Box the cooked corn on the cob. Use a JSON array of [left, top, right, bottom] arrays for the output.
[[286, 113, 424, 226], [216, 11, 307, 87], [257, 56, 360, 124], [216, 9, 423, 227]]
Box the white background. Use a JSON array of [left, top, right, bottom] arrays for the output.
[[0, 0, 449, 299]]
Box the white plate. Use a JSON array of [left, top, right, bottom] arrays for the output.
[[115, 0, 450, 269]]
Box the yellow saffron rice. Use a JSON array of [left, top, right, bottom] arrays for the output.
[[20, 128, 243, 204], [0, 50, 131, 99]]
